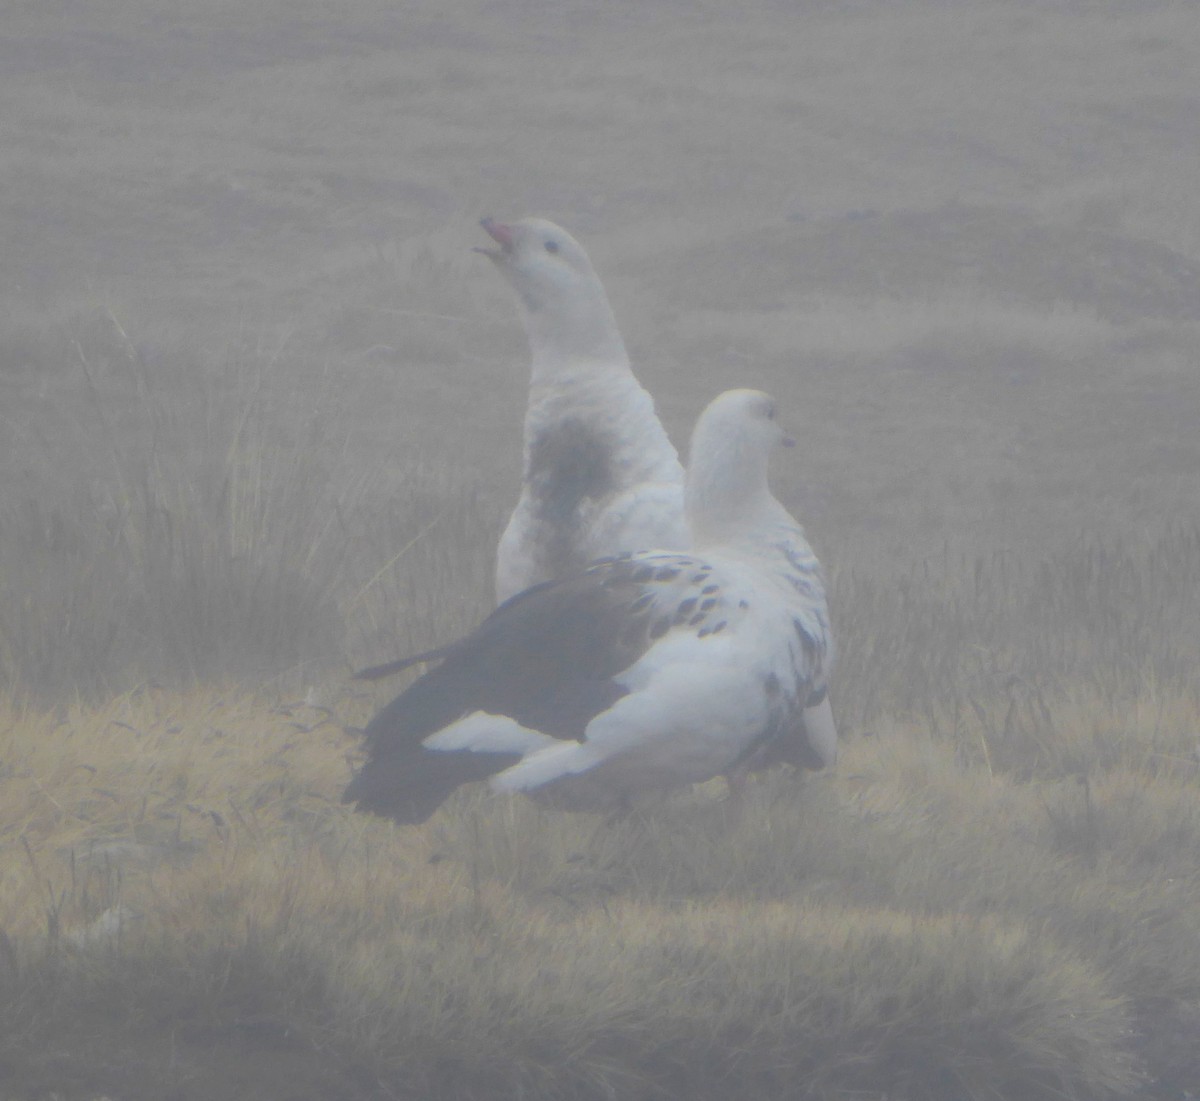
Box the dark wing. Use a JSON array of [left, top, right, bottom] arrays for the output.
[[354, 647, 452, 682], [352, 577, 564, 681], [343, 553, 721, 823], [748, 684, 832, 772]]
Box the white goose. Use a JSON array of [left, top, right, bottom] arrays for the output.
[[476, 215, 838, 773], [345, 390, 834, 824], [476, 216, 689, 603]]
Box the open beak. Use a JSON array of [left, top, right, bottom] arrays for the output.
[[474, 216, 514, 260]]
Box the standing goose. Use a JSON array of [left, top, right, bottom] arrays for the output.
[[344, 389, 834, 824], [477, 215, 837, 771], [476, 216, 689, 603]]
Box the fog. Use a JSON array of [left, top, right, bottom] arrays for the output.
[[2, 7, 1200, 1096], [4, 2, 1198, 570]]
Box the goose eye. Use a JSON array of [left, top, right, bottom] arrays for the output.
[[765, 403, 776, 420], [544, 239, 559, 254]]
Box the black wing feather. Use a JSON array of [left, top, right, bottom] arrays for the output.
[[344, 556, 694, 823]]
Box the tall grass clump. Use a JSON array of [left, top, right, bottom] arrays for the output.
[[2, 308, 1197, 1098], [0, 310, 498, 700], [1, 695, 1153, 1101], [4, 504, 1197, 1097], [830, 524, 1200, 777]]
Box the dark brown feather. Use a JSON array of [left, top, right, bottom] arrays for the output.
[[344, 554, 717, 823]]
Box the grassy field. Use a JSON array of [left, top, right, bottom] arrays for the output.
[[2, 1, 1200, 1097]]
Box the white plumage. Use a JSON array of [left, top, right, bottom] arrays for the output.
[[477, 216, 688, 603], [344, 389, 834, 824], [478, 215, 838, 772]]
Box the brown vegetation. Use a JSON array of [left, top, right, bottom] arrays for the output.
[[3, 1, 1200, 1096], [2, 523, 1198, 1097]]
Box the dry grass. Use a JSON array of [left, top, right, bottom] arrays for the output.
[[1, 298, 1196, 1099], [0, 308, 498, 699], [0, 296, 1197, 1101], [3, 1, 1200, 1095], [2, 659, 1198, 1098]]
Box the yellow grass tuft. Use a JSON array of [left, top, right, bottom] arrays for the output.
[[7, 683, 1197, 1098], [3, 1, 1199, 1095]]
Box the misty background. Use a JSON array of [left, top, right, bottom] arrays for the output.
[[3, 5, 1200, 1099], [4, 4, 1199, 697]]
